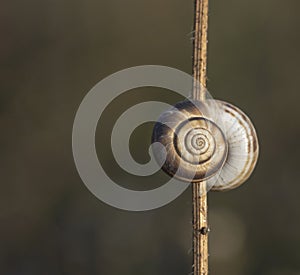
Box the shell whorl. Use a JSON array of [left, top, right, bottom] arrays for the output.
[[152, 99, 259, 191], [152, 100, 228, 183], [209, 101, 259, 191]]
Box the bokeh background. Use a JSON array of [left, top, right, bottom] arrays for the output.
[[1, 0, 300, 274]]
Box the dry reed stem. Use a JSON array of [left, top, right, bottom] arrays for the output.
[[192, 0, 209, 274]]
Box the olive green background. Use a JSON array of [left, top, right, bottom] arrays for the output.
[[1, 0, 300, 274]]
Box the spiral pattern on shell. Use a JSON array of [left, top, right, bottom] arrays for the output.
[[152, 99, 259, 191]]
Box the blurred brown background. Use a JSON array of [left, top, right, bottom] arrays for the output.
[[1, 0, 300, 274]]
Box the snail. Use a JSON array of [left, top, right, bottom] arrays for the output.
[[151, 99, 259, 191]]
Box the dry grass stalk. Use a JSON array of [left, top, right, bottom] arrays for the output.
[[192, 0, 209, 274]]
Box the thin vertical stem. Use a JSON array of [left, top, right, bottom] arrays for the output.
[[192, 0, 209, 274], [193, 0, 209, 100], [192, 183, 208, 274]]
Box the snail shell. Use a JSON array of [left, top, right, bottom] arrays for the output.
[[152, 99, 259, 191]]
